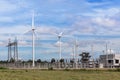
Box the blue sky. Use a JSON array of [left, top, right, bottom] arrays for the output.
[[0, 0, 120, 60]]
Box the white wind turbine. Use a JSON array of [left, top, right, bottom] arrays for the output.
[[53, 32, 63, 60], [74, 38, 79, 69], [25, 11, 36, 67], [58, 32, 63, 60], [32, 12, 35, 67]]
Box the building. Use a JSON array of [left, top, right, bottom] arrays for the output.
[[99, 54, 120, 68]]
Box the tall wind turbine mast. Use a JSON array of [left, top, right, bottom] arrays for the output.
[[75, 38, 78, 69], [106, 43, 108, 68], [52, 31, 63, 68], [58, 32, 63, 60], [32, 11, 35, 67]]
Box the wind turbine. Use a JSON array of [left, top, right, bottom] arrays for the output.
[[74, 38, 79, 69], [56, 32, 63, 69], [52, 32, 63, 59], [32, 11, 35, 67], [57, 32, 63, 60], [25, 11, 36, 67]]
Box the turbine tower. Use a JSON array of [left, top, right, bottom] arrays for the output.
[[74, 38, 79, 69], [32, 11, 35, 67], [106, 43, 108, 68], [58, 32, 63, 60]]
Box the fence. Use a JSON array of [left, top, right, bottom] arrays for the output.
[[0, 61, 99, 69]]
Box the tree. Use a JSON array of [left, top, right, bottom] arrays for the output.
[[70, 59, 74, 64], [70, 59, 74, 68], [27, 59, 32, 63], [60, 58, 65, 68], [60, 58, 64, 63], [37, 59, 41, 63], [51, 58, 55, 63]]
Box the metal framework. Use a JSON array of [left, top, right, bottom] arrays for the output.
[[7, 38, 18, 62]]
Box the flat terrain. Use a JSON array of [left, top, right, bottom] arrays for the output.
[[0, 69, 120, 80]]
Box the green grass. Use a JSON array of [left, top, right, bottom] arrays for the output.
[[0, 69, 120, 80]]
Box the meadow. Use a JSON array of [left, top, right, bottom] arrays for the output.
[[0, 69, 120, 80]]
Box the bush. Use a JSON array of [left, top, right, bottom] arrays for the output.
[[48, 67, 53, 70], [0, 67, 8, 70], [107, 68, 120, 72], [79, 69, 87, 71], [25, 69, 28, 72], [64, 68, 70, 71], [115, 68, 120, 72]]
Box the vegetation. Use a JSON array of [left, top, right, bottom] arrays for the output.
[[51, 58, 56, 63], [0, 69, 119, 80], [0, 67, 8, 70]]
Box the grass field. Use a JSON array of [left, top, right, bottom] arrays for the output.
[[0, 69, 120, 80]]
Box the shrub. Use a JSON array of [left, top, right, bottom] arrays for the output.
[[115, 68, 120, 72], [48, 67, 53, 70], [64, 68, 70, 71], [25, 69, 28, 72], [0, 67, 8, 70]]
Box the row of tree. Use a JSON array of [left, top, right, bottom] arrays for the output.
[[0, 58, 74, 64], [0, 52, 91, 64]]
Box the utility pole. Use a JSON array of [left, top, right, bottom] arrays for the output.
[[75, 38, 78, 69], [106, 43, 108, 68], [91, 44, 94, 68]]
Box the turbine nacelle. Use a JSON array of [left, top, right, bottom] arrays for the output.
[[58, 32, 63, 39], [32, 28, 35, 31]]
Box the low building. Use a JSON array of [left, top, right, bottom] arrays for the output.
[[99, 54, 120, 68]]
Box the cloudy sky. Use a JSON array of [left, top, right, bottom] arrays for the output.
[[0, 0, 120, 60]]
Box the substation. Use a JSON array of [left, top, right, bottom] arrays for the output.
[[0, 40, 120, 69]]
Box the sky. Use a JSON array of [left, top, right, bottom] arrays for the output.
[[0, 0, 120, 60]]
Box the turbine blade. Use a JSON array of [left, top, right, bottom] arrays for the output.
[[32, 10, 35, 30], [33, 31, 37, 38], [59, 32, 63, 36], [50, 32, 58, 36], [24, 30, 32, 35]]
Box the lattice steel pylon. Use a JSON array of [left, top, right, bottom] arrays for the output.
[[7, 37, 18, 62]]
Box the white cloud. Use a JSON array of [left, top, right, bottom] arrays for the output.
[[0, 0, 17, 13], [18, 40, 29, 46], [36, 26, 58, 34], [0, 16, 14, 22], [0, 41, 5, 46], [0, 25, 31, 34], [54, 41, 69, 47], [67, 7, 120, 35], [93, 8, 120, 17], [93, 17, 116, 27]]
